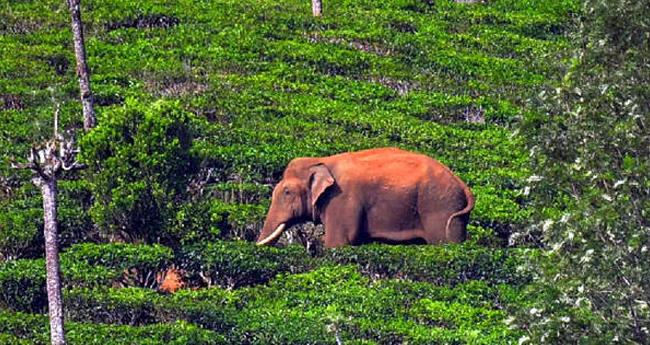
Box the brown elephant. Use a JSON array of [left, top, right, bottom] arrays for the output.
[[256, 147, 474, 248]]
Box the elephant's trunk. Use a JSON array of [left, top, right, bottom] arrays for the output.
[[256, 223, 286, 246]]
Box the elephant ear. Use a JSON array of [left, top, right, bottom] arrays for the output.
[[309, 164, 335, 216]]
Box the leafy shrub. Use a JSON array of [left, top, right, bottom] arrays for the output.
[[208, 200, 268, 240], [0, 333, 32, 345], [233, 265, 522, 344], [78, 287, 241, 330], [160, 287, 238, 332], [63, 242, 173, 272], [0, 258, 116, 313], [61, 286, 238, 331], [0, 259, 46, 312], [65, 287, 159, 326], [0, 311, 227, 345], [323, 243, 527, 286], [178, 240, 311, 289], [467, 224, 505, 247], [168, 200, 222, 245], [64, 242, 174, 289], [0, 196, 41, 261], [0, 180, 94, 261], [0, 243, 173, 312], [80, 99, 203, 244]]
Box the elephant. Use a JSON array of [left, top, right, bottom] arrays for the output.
[[256, 147, 474, 248]]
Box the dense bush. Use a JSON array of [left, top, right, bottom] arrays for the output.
[[80, 99, 203, 244], [64, 242, 175, 289], [0, 311, 227, 345], [207, 200, 268, 241], [56, 265, 523, 344], [0, 180, 94, 261], [0, 193, 41, 261], [323, 243, 528, 286], [63, 242, 173, 272], [61, 286, 237, 331], [0, 243, 174, 312], [234, 265, 522, 344], [0, 258, 116, 313], [178, 240, 311, 289], [65, 287, 160, 326]]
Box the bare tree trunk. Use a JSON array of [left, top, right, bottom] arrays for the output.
[[312, 0, 322, 17], [37, 177, 66, 345], [11, 104, 83, 345], [67, 0, 96, 131]]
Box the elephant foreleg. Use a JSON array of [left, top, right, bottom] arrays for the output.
[[321, 200, 363, 247]]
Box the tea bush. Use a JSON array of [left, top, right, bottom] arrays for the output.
[[58, 266, 524, 343], [0, 259, 116, 313], [63, 242, 173, 272], [233, 265, 523, 344], [0, 180, 94, 261], [65, 287, 160, 326], [323, 243, 527, 286], [178, 240, 312, 288], [0, 242, 173, 312], [62, 286, 238, 330], [0, 311, 227, 345]]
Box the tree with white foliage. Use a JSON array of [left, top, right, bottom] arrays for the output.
[[519, 0, 650, 342]]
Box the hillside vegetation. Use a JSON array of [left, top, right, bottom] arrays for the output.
[[0, 0, 578, 343]]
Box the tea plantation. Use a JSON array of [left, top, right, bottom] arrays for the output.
[[0, 0, 579, 343]]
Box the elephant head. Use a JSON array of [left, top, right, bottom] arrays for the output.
[[256, 159, 335, 245]]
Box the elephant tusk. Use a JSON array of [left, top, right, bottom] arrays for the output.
[[256, 223, 286, 246]]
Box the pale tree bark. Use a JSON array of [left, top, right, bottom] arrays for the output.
[[12, 106, 85, 345], [67, 0, 96, 130], [35, 178, 66, 345], [312, 0, 322, 17]]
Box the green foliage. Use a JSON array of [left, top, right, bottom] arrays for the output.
[[65, 287, 160, 325], [518, 0, 650, 342], [0, 180, 94, 261], [179, 240, 311, 288], [64, 286, 238, 331], [80, 99, 202, 244], [207, 200, 268, 240], [324, 243, 527, 286], [52, 266, 523, 344], [234, 265, 522, 344], [0, 193, 41, 261], [0, 243, 172, 312], [63, 242, 173, 272], [0, 311, 227, 345], [0, 259, 47, 312], [0, 258, 116, 313]]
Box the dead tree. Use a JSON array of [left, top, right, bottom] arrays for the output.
[[67, 0, 96, 130], [312, 0, 322, 17], [12, 105, 85, 345]]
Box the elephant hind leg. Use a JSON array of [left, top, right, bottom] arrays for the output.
[[445, 212, 469, 243], [419, 211, 468, 244], [419, 211, 451, 244]]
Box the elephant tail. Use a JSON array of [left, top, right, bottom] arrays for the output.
[[444, 180, 475, 237]]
